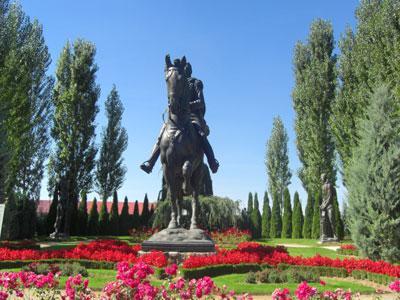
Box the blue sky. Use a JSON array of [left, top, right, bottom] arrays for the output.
[[20, 0, 359, 208]]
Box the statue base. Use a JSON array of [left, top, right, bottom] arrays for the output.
[[319, 237, 339, 244], [49, 232, 68, 240], [142, 228, 215, 253]]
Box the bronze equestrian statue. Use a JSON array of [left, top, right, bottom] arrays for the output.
[[140, 56, 219, 175]]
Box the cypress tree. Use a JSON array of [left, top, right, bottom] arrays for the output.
[[269, 193, 282, 238], [292, 19, 337, 195], [332, 193, 344, 241], [247, 192, 253, 232], [2, 195, 19, 240], [119, 196, 130, 235], [261, 191, 271, 239], [99, 199, 109, 235], [281, 188, 292, 238], [292, 192, 304, 238], [250, 193, 262, 238], [46, 189, 59, 235], [302, 193, 314, 239], [311, 192, 321, 239], [347, 86, 400, 262], [141, 194, 150, 228], [77, 191, 88, 235], [132, 200, 140, 229], [109, 190, 119, 235], [265, 116, 291, 210], [95, 86, 128, 207], [87, 198, 99, 236]]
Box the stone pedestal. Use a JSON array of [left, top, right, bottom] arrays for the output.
[[319, 236, 339, 244], [141, 228, 215, 253]]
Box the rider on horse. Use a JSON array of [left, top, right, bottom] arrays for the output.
[[140, 57, 219, 174]]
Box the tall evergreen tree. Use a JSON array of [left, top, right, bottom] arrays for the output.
[[109, 190, 119, 235], [311, 192, 321, 239], [132, 200, 140, 229], [265, 116, 291, 210], [302, 193, 314, 239], [77, 191, 88, 235], [247, 192, 254, 232], [261, 191, 271, 239], [99, 199, 109, 235], [141, 194, 150, 228], [281, 188, 292, 238], [119, 196, 130, 235], [87, 197, 99, 235], [332, 1, 400, 182], [250, 193, 262, 238], [46, 188, 59, 235], [49, 39, 100, 236], [292, 19, 337, 195], [292, 192, 303, 238], [347, 86, 400, 262], [96, 86, 128, 207], [332, 193, 344, 241], [269, 193, 282, 238]]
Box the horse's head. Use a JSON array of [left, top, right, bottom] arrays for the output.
[[165, 55, 189, 115]]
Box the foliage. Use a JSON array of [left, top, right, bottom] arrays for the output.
[[95, 86, 128, 204], [302, 193, 314, 239], [152, 196, 241, 231], [265, 116, 291, 209], [119, 196, 130, 235], [332, 192, 344, 241], [291, 192, 303, 238], [77, 191, 88, 236], [261, 191, 271, 238], [247, 192, 253, 215], [141, 193, 150, 227], [46, 189, 59, 235], [131, 200, 140, 229], [98, 199, 109, 236], [347, 86, 400, 262], [247, 268, 319, 284], [210, 228, 251, 246], [336, 244, 358, 256], [250, 193, 262, 238], [292, 19, 337, 194], [49, 39, 100, 236], [87, 198, 99, 236], [311, 191, 321, 239], [269, 193, 282, 238], [281, 188, 292, 238], [109, 190, 119, 235]]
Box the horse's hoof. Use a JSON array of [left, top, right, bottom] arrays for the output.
[[190, 223, 198, 230], [168, 221, 177, 229]]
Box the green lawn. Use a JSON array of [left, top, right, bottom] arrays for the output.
[[211, 274, 376, 295]]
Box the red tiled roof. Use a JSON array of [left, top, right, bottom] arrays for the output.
[[37, 200, 156, 215]]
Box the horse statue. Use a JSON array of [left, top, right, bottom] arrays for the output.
[[160, 55, 204, 230]]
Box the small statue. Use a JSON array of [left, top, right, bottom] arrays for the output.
[[320, 173, 337, 242], [50, 177, 67, 239], [140, 56, 219, 174]]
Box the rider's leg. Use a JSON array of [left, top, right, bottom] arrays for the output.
[[140, 124, 165, 173], [193, 123, 219, 173]]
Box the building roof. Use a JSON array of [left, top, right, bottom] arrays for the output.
[[37, 200, 156, 215]]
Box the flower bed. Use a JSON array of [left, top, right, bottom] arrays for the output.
[[183, 242, 400, 280], [337, 244, 358, 256], [210, 228, 251, 246], [0, 240, 168, 268]]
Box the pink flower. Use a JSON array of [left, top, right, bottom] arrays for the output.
[[272, 288, 291, 300], [165, 264, 178, 276], [295, 282, 318, 300], [389, 279, 400, 293]]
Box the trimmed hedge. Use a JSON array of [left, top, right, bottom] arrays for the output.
[[352, 270, 395, 285], [181, 263, 263, 279], [0, 259, 116, 270], [277, 264, 348, 278]]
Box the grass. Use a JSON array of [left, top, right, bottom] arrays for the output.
[[211, 274, 376, 295]]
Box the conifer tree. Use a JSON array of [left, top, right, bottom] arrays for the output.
[[77, 191, 88, 235], [347, 86, 400, 262], [247, 192, 253, 214], [269, 193, 282, 238], [46, 189, 59, 234], [99, 199, 109, 235], [96, 86, 128, 208], [292, 192, 304, 238], [265, 116, 291, 210], [281, 188, 292, 238], [292, 19, 336, 194], [109, 190, 119, 235], [250, 193, 262, 238], [119, 196, 130, 235], [261, 191, 271, 238], [333, 193, 344, 241], [132, 200, 140, 229], [87, 198, 99, 235], [311, 192, 321, 239], [141, 194, 150, 228], [302, 193, 314, 239]]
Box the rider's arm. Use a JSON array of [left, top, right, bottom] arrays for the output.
[[190, 80, 206, 113]]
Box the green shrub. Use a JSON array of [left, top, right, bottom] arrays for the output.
[[181, 264, 261, 279], [257, 268, 271, 283], [245, 272, 257, 284], [60, 263, 88, 277]]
